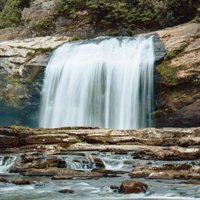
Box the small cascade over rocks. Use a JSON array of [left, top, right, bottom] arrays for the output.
[[40, 36, 155, 129], [0, 156, 16, 173]]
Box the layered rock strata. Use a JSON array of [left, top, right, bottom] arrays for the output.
[[1, 126, 200, 196]]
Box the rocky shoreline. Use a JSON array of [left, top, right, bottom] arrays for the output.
[[1, 126, 200, 197]]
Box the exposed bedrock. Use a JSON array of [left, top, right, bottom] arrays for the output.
[[1, 126, 200, 152], [2, 126, 200, 192], [0, 36, 69, 127], [129, 163, 200, 180], [153, 23, 200, 128]]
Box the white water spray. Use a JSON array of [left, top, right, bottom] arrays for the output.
[[40, 36, 155, 129]]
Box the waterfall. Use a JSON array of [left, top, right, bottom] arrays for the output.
[[0, 156, 16, 173], [40, 36, 155, 129]]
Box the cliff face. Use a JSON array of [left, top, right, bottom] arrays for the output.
[[153, 23, 200, 127], [0, 36, 69, 127]]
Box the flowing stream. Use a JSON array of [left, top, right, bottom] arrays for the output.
[[40, 36, 155, 129], [0, 152, 199, 200]]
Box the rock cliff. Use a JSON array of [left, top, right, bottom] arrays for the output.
[[153, 23, 200, 127], [0, 36, 69, 127]]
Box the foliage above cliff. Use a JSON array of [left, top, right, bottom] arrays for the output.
[[0, 0, 196, 33], [0, 0, 31, 28], [53, 0, 194, 32]]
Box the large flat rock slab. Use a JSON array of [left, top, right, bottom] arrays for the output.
[[1, 126, 200, 152]]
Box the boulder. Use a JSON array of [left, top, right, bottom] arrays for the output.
[[119, 179, 148, 194], [13, 179, 31, 185], [94, 158, 105, 169]]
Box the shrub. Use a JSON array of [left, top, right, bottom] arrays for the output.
[[192, 16, 200, 23], [31, 13, 54, 36], [138, 0, 193, 28], [0, 0, 32, 29], [69, 35, 80, 41], [54, 0, 87, 15]]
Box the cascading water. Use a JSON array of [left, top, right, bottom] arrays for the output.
[[40, 36, 155, 129], [0, 156, 16, 173]]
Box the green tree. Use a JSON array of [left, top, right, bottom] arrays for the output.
[[0, 0, 7, 12], [0, 0, 32, 29]]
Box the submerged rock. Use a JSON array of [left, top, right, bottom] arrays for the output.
[[0, 176, 8, 182], [58, 189, 74, 193], [119, 179, 148, 194]]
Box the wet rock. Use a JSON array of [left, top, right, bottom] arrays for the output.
[[119, 179, 148, 194], [71, 152, 85, 156], [129, 163, 200, 180], [110, 185, 120, 190], [58, 189, 74, 193], [132, 147, 200, 160], [91, 168, 128, 174], [94, 158, 105, 169], [57, 168, 103, 178], [19, 154, 66, 170], [180, 181, 200, 184], [114, 149, 128, 154], [20, 134, 70, 145], [0, 176, 8, 182], [152, 33, 166, 64], [22, 155, 43, 163], [89, 154, 94, 164], [148, 172, 174, 179], [0, 135, 19, 147], [13, 179, 31, 185], [20, 167, 103, 178], [110, 185, 120, 192], [51, 176, 73, 180], [130, 171, 150, 178], [103, 174, 121, 178], [46, 156, 66, 168], [20, 168, 58, 176]]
